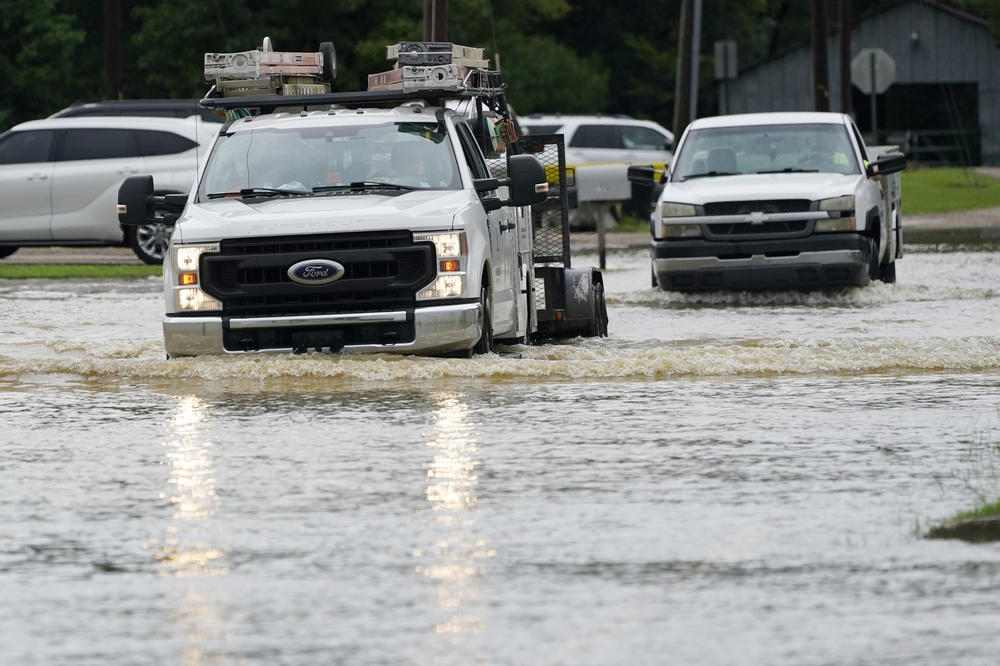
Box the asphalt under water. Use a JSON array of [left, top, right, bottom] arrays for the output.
[[2, 247, 999, 665]]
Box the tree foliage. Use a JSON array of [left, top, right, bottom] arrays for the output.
[[1, 0, 998, 132]]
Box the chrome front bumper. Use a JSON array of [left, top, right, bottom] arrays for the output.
[[163, 302, 482, 357]]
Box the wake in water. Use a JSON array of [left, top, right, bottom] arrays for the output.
[[1, 335, 998, 383], [609, 282, 997, 308]]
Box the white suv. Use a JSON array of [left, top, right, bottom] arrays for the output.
[[521, 114, 673, 165], [0, 115, 212, 263], [520, 114, 673, 228]]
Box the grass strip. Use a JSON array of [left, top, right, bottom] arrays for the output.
[[0, 264, 162, 279], [901, 166, 1000, 214], [951, 498, 1000, 522]]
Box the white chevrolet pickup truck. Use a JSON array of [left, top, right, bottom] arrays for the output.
[[117, 39, 607, 357], [648, 112, 905, 291]]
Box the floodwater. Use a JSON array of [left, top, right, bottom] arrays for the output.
[[2, 245, 1000, 665]]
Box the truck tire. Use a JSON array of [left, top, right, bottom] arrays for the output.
[[866, 237, 880, 282], [474, 287, 494, 354], [585, 281, 609, 337], [880, 259, 897, 284], [0, 246, 18, 259], [126, 223, 169, 264]]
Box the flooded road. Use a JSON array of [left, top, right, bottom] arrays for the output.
[[2, 246, 1000, 665]]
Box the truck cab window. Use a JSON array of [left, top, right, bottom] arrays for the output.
[[455, 123, 490, 179]]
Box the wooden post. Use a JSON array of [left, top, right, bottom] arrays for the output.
[[423, 0, 448, 42], [812, 0, 830, 112], [102, 0, 121, 100], [673, 0, 693, 141], [838, 0, 853, 115]]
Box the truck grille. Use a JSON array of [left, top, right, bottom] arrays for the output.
[[702, 200, 813, 240], [705, 220, 810, 237], [703, 200, 811, 216], [199, 231, 436, 317]]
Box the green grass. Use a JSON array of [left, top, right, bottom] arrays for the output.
[[902, 166, 1000, 214], [951, 497, 1000, 522], [0, 264, 161, 279]]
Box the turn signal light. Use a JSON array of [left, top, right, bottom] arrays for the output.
[[440, 259, 460, 273], [179, 272, 198, 286]]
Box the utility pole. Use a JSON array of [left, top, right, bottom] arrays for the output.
[[423, 0, 448, 42], [812, 0, 830, 111], [689, 0, 702, 121], [838, 0, 853, 115], [673, 0, 693, 141], [102, 0, 121, 100]]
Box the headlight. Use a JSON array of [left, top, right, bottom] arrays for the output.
[[170, 244, 221, 312], [660, 223, 702, 238], [818, 195, 855, 213], [417, 274, 465, 300], [661, 202, 697, 217], [176, 287, 222, 311], [415, 232, 467, 301], [815, 217, 857, 232], [816, 195, 856, 232], [414, 232, 467, 259]]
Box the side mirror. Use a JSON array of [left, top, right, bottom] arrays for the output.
[[474, 178, 500, 193], [117, 175, 154, 226], [481, 196, 503, 212], [867, 152, 906, 177], [627, 165, 658, 185], [505, 154, 549, 207], [117, 175, 186, 226]]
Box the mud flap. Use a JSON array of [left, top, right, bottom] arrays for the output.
[[535, 266, 605, 339]]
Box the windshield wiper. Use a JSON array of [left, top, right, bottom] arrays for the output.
[[312, 181, 417, 194], [756, 168, 819, 174], [681, 170, 740, 181], [206, 187, 311, 199]]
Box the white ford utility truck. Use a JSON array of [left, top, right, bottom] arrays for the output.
[[117, 39, 607, 357], [644, 112, 905, 291]]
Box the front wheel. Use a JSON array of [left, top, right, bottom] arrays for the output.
[[879, 259, 897, 284], [126, 223, 170, 264], [866, 237, 880, 282], [473, 286, 494, 355]]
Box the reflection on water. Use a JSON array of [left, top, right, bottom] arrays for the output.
[[154, 395, 225, 575], [151, 395, 228, 665], [418, 393, 494, 640]]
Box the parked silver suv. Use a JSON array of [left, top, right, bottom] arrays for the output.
[[0, 115, 212, 263]]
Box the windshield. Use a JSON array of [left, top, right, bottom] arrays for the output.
[[197, 121, 461, 200], [671, 123, 860, 181]]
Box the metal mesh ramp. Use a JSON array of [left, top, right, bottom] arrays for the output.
[[519, 134, 570, 268]]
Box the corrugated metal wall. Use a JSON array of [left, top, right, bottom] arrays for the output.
[[723, 1, 1000, 164]]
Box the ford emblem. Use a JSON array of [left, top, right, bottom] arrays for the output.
[[287, 259, 345, 285]]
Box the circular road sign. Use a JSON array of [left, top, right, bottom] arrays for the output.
[[851, 48, 896, 95]]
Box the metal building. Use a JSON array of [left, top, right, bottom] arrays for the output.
[[724, 0, 1000, 165]]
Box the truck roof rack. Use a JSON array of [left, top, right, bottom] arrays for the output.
[[200, 38, 509, 118]]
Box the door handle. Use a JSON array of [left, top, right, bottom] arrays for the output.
[[26, 173, 49, 181], [117, 169, 140, 175]]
